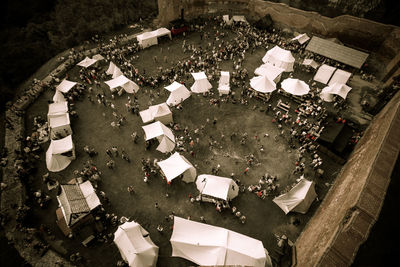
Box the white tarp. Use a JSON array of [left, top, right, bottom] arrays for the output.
[[142, 121, 175, 153], [170, 216, 271, 267], [321, 83, 352, 101], [328, 69, 352, 86], [157, 152, 196, 183], [302, 58, 320, 69], [46, 135, 75, 172], [190, 72, 212, 93], [114, 221, 159, 267], [196, 174, 239, 201], [155, 27, 172, 40], [49, 113, 72, 139], [137, 31, 158, 48], [262, 46, 295, 72], [273, 178, 317, 214], [79, 181, 101, 210], [313, 64, 336, 84], [53, 90, 66, 103], [48, 102, 68, 118], [165, 81, 191, 106], [92, 54, 105, 61], [105, 75, 139, 94], [106, 62, 123, 79], [77, 56, 98, 68], [232, 15, 247, 23], [281, 78, 310, 96], [319, 88, 334, 102], [223, 15, 232, 25], [218, 71, 230, 95], [139, 103, 173, 124], [250, 75, 276, 93], [56, 79, 77, 93], [291, 33, 310, 45], [254, 63, 284, 83]]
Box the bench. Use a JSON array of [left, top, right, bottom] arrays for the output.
[[277, 99, 290, 113]]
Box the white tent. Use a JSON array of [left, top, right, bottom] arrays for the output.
[[170, 216, 271, 267], [56, 79, 77, 93], [302, 58, 320, 69], [77, 56, 98, 68], [49, 113, 72, 139], [46, 135, 75, 172], [79, 180, 102, 210], [196, 174, 239, 202], [137, 31, 158, 49], [48, 102, 68, 119], [155, 27, 172, 40], [321, 83, 352, 101], [139, 103, 173, 125], [313, 64, 336, 84], [281, 78, 310, 96], [250, 75, 276, 93], [190, 72, 212, 93], [106, 62, 123, 79], [53, 90, 66, 103], [223, 15, 232, 25], [319, 88, 334, 102], [273, 178, 317, 214], [157, 152, 196, 183], [105, 75, 139, 94], [142, 121, 175, 153], [262, 46, 295, 72], [328, 69, 352, 85], [114, 221, 159, 267], [92, 54, 105, 61], [291, 33, 310, 45], [165, 81, 191, 106], [254, 63, 284, 83], [232, 15, 248, 23], [218, 71, 230, 95]]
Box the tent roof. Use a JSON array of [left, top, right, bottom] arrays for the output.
[[79, 180, 101, 210], [106, 62, 123, 78], [191, 72, 207, 80], [50, 135, 74, 154], [165, 82, 191, 106], [49, 113, 70, 128], [232, 15, 247, 23], [190, 73, 212, 93], [92, 54, 105, 61], [313, 64, 336, 84], [250, 75, 276, 93], [155, 27, 171, 37], [53, 90, 66, 103], [77, 56, 98, 68], [165, 81, 185, 92], [264, 46, 295, 63], [196, 175, 239, 201], [139, 103, 172, 124], [157, 152, 195, 182], [328, 69, 352, 86], [254, 63, 284, 81], [291, 33, 310, 44], [56, 79, 77, 93], [105, 75, 131, 89], [137, 31, 157, 41], [48, 102, 68, 116], [281, 78, 310, 96], [220, 71, 230, 77], [322, 83, 352, 99], [302, 58, 320, 69], [142, 121, 174, 142]]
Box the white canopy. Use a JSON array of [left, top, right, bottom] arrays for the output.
[[321, 83, 352, 101], [218, 71, 230, 95], [105, 75, 139, 94], [302, 58, 320, 69], [319, 89, 334, 102], [291, 33, 310, 44], [49, 113, 72, 139], [79, 180, 101, 210], [165, 81, 191, 106], [262, 46, 295, 72], [250, 75, 276, 93], [53, 90, 66, 103], [142, 121, 175, 153], [254, 63, 284, 83], [190, 72, 212, 93], [157, 152, 196, 183], [328, 69, 352, 85], [170, 216, 271, 267], [114, 221, 159, 267], [223, 15, 232, 25], [232, 15, 248, 23], [92, 54, 105, 61], [313, 64, 336, 84], [48, 102, 68, 118], [77, 56, 98, 68], [56, 79, 77, 93], [155, 27, 172, 39], [196, 174, 239, 201], [273, 178, 317, 214], [137, 31, 158, 49], [46, 135, 75, 172], [281, 78, 310, 96], [139, 103, 173, 125], [106, 62, 123, 79]]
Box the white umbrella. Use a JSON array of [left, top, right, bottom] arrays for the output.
[[250, 75, 276, 93], [281, 78, 310, 96]]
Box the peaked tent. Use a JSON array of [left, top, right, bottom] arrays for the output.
[[281, 78, 310, 96], [313, 64, 336, 84], [262, 46, 295, 72], [106, 62, 124, 79], [48, 101, 68, 119], [291, 33, 310, 45], [77, 56, 98, 68], [302, 58, 320, 69], [196, 174, 239, 202], [49, 113, 72, 139], [105, 75, 139, 94], [139, 103, 173, 124], [142, 121, 175, 153], [321, 83, 352, 100], [157, 152, 196, 183], [114, 221, 159, 267], [165, 81, 191, 106], [328, 69, 352, 86], [190, 72, 212, 93], [56, 79, 77, 93], [218, 71, 230, 95], [250, 75, 276, 93], [46, 135, 75, 172], [254, 63, 284, 83], [273, 178, 317, 214], [170, 216, 271, 267], [53, 90, 66, 103]]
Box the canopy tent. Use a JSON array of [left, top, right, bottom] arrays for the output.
[[291, 33, 310, 45], [302, 58, 320, 69], [232, 15, 248, 23], [273, 178, 317, 214], [92, 54, 105, 61], [320, 83, 352, 101], [48, 113, 72, 140], [157, 152, 196, 183], [319, 89, 334, 102], [170, 216, 271, 267], [106, 62, 123, 79], [250, 75, 276, 93], [196, 175, 239, 202], [56, 79, 77, 93], [53, 90, 66, 103], [313, 64, 336, 84], [137, 31, 158, 48], [48, 101, 68, 119], [155, 27, 172, 40], [105, 75, 139, 94], [328, 69, 352, 86], [139, 103, 173, 125], [281, 78, 310, 96], [165, 81, 191, 106], [142, 121, 175, 153], [262, 46, 295, 72], [46, 135, 75, 172], [254, 63, 284, 83], [190, 72, 212, 93], [114, 221, 159, 267], [218, 71, 230, 95], [77, 56, 98, 68], [223, 15, 232, 25]]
